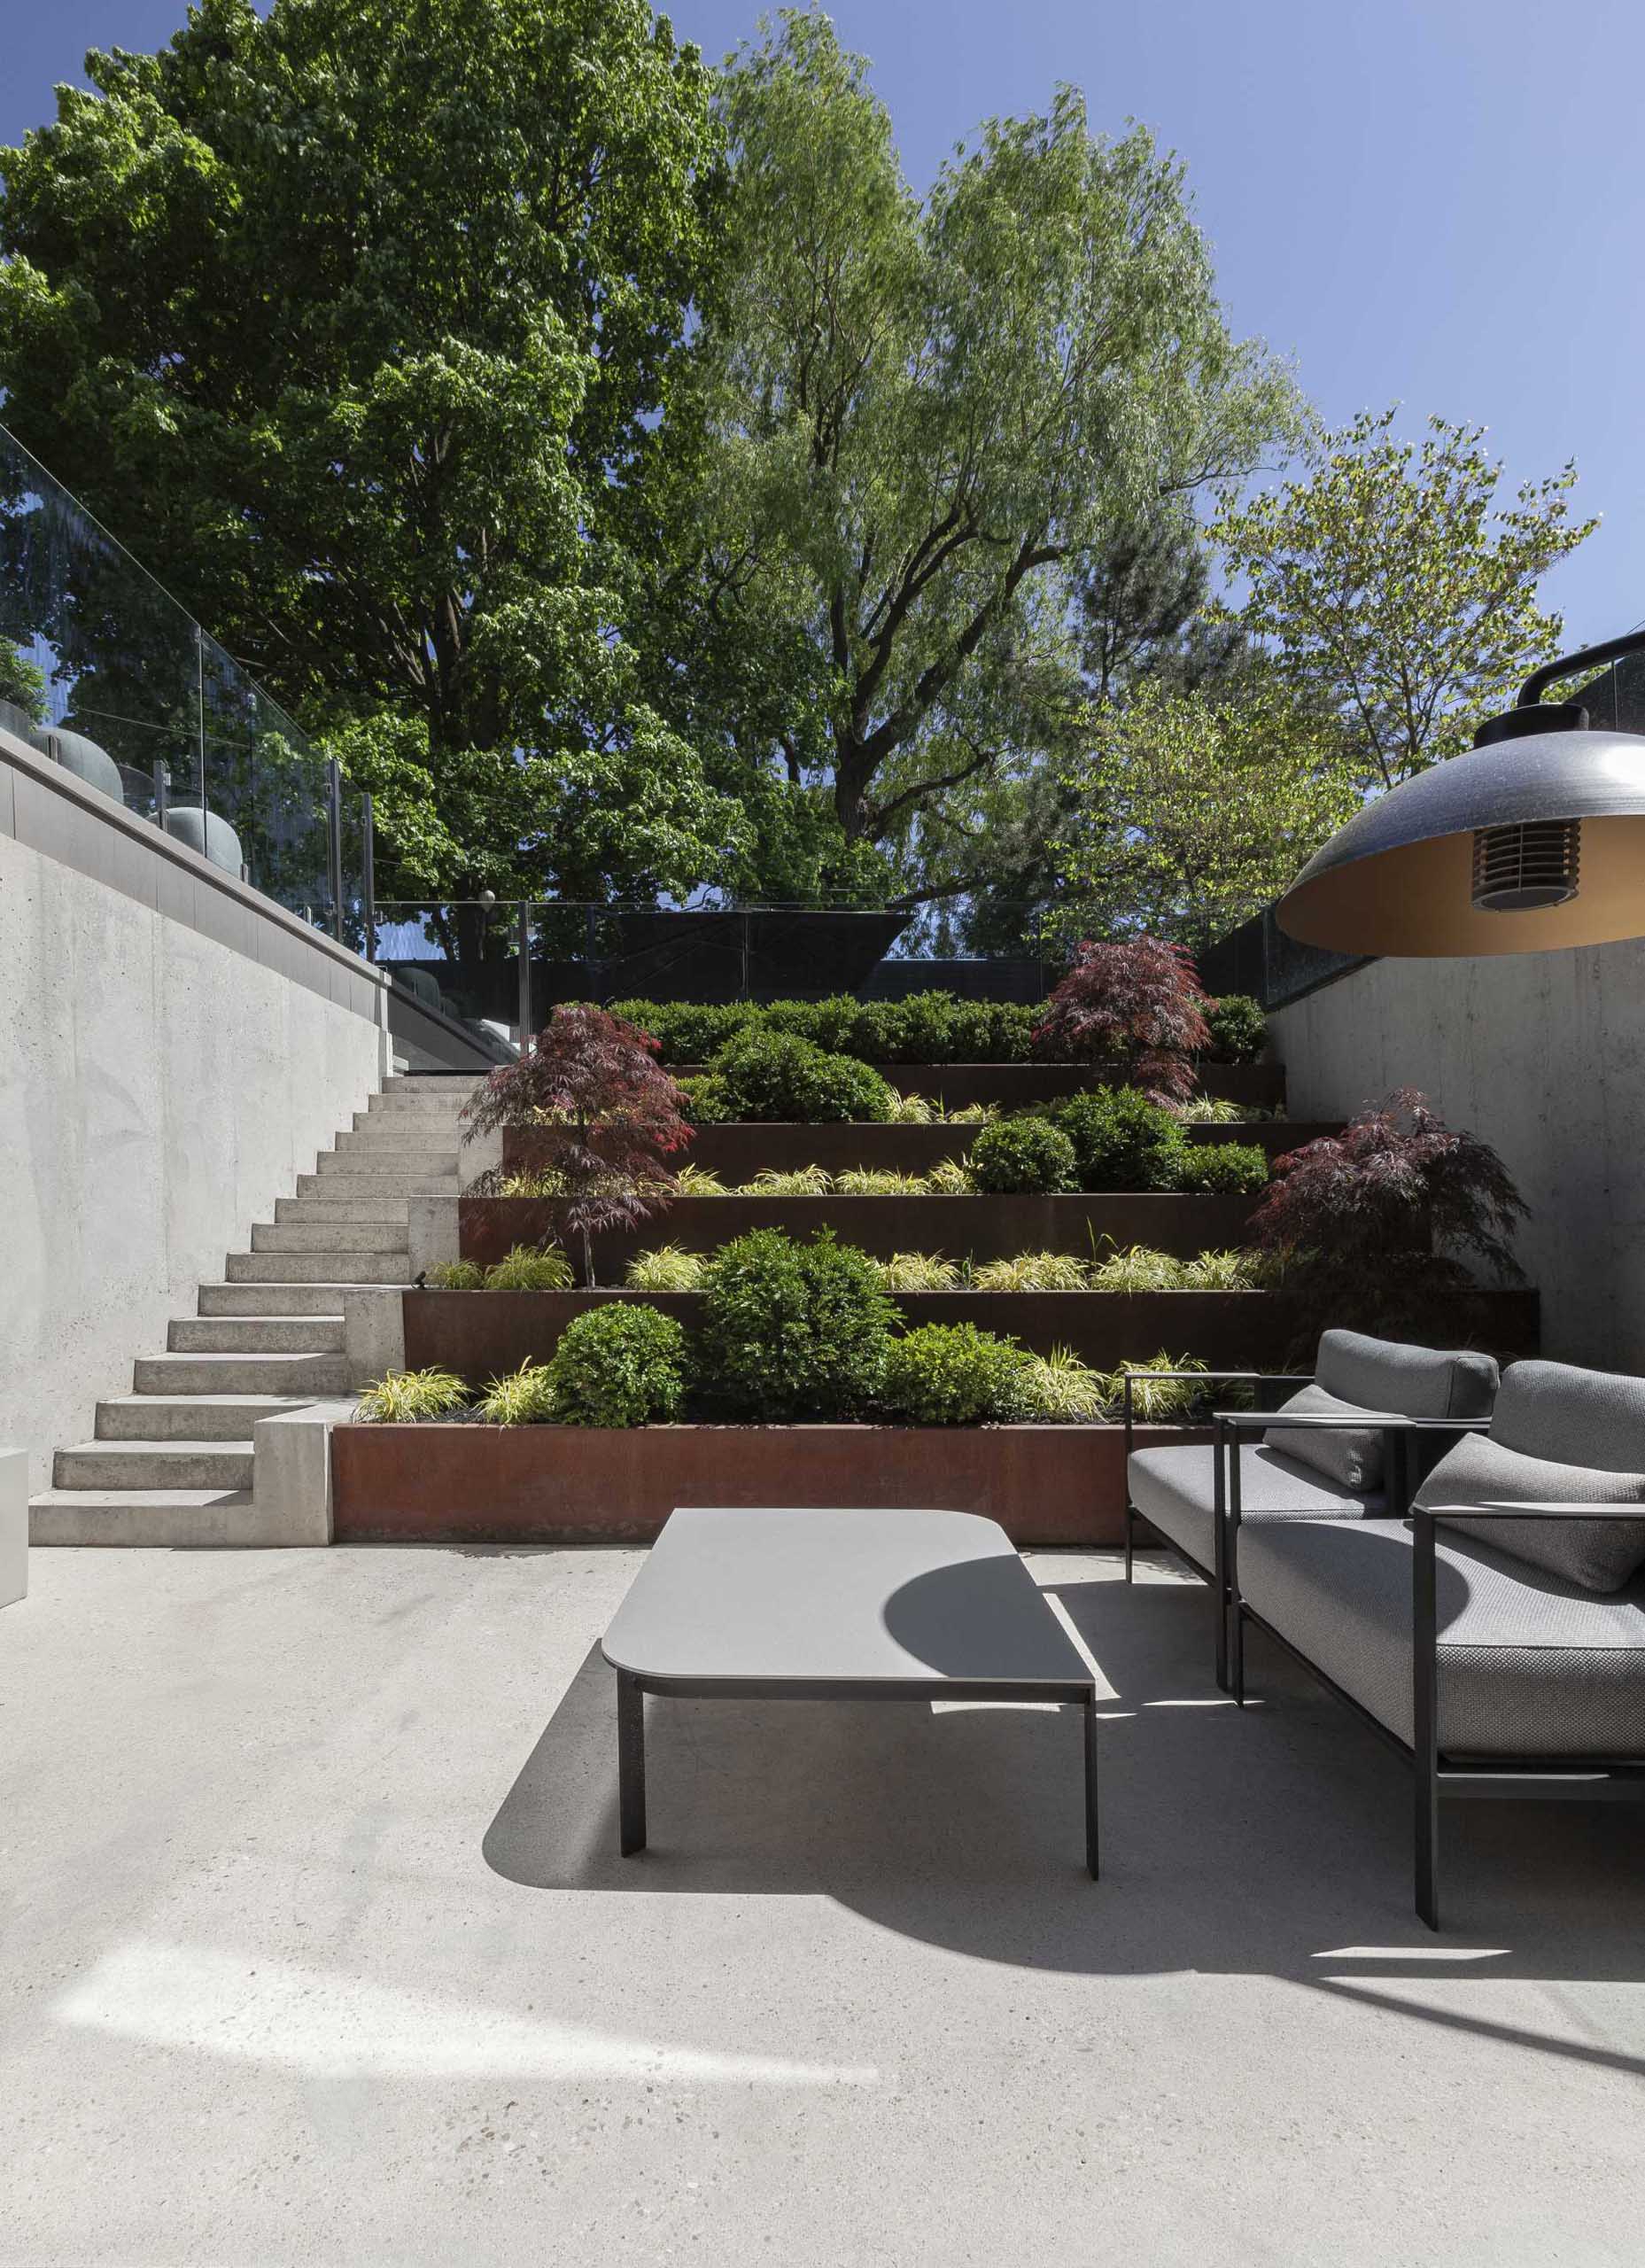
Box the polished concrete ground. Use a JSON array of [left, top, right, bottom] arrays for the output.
[[3, 1543, 1643, 2266]]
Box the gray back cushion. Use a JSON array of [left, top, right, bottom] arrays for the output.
[[1315, 1330, 1500, 1420], [1266, 1384, 1385, 1490], [1422, 1361, 1645, 1593], [1268, 1332, 1501, 1493]]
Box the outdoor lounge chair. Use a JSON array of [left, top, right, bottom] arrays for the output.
[[1124, 1330, 1501, 1689], [1225, 1358, 1645, 1927]]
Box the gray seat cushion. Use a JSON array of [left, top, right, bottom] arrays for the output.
[[1266, 1331, 1500, 1492], [1239, 1517, 1645, 1756], [1129, 1442, 1384, 1576]]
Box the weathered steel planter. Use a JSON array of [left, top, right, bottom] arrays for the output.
[[459, 1191, 1263, 1271], [501, 1117, 1337, 1183], [330, 1418, 1202, 1548], [403, 1285, 1542, 1385]]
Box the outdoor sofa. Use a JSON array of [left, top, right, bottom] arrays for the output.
[[1124, 1329, 1501, 1688], [1223, 1358, 1645, 1926]]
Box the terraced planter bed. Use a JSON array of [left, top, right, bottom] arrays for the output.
[[403, 1285, 1542, 1380], [500, 1118, 1336, 1182], [669, 1059, 1286, 1112], [330, 1418, 1204, 1548], [459, 1191, 1263, 1270]]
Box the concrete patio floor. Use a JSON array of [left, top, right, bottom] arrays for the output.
[[2, 1543, 1643, 2267]]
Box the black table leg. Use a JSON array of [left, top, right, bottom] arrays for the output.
[[1083, 1691, 1100, 1882], [617, 1669, 647, 1855]]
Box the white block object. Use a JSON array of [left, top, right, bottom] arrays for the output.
[[1, 1446, 27, 1605]]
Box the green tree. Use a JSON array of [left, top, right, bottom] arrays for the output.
[[0, 0, 741, 900], [1055, 676, 1360, 949], [0, 637, 46, 726], [1215, 408, 1597, 789], [692, 12, 1300, 867]]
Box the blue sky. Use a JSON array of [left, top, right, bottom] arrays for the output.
[[4, 0, 1641, 648]]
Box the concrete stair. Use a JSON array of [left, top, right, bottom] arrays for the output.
[[32, 1073, 470, 1546]]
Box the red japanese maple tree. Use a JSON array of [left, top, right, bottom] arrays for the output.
[[1032, 937, 1211, 1104], [462, 1005, 695, 1285]]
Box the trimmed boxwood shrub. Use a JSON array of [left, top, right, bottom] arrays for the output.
[[603, 994, 1040, 1067], [1054, 1086, 1189, 1192], [1203, 995, 1268, 1062], [706, 1029, 895, 1122], [967, 1115, 1078, 1194], [606, 999, 756, 1061], [1176, 1142, 1269, 1196], [544, 1304, 687, 1427], [880, 1323, 1031, 1425], [697, 1229, 896, 1419]]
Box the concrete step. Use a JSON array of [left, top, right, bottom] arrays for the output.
[[251, 1222, 410, 1253], [198, 1283, 367, 1317], [379, 1075, 485, 1099], [360, 1095, 474, 1120], [316, 1147, 457, 1178], [97, 1394, 310, 1440], [334, 1125, 463, 1156], [30, 1487, 258, 1547], [227, 1252, 411, 1285], [133, 1350, 349, 1396], [54, 1440, 255, 1489], [295, 1171, 456, 1199], [275, 1196, 413, 1226], [167, 1316, 345, 1355]]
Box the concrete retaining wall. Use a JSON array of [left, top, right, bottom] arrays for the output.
[[1, 733, 389, 1491], [1270, 941, 1645, 1372]]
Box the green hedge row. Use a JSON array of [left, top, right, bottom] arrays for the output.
[[605, 989, 1267, 1067]]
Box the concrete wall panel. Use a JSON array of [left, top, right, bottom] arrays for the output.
[[1269, 939, 1645, 1371], [0, 830, 383, 1490]]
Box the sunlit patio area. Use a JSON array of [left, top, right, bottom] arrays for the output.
[[4, 1542, 1642, 2265]]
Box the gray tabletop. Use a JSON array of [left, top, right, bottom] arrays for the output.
[[601, 1506, 1091, 1689]]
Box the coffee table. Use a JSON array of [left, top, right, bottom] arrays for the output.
[[601, 1505, 1099, 1876]]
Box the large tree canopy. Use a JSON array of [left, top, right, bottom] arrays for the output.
[[677, 10, 1301, 873], [0, 0, 743, 899], [1216, 408, 1597, 789]]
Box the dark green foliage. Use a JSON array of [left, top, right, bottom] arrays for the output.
[[1054, 1087, 1189, 1192], [880, 1324, 1031, 1425], [544, 1304, 687, 1428], [706, 1030, 895, 1122], [967, 1116, 1078, 1195], [673, 1074, 728, 1124], [599, 993, 1037, 1066], [1203, 995, 1268, 1062], [1176, 1142, 1269, 1196], [607, 1000, 757, 1063], [697, 1230, 896, 1419]]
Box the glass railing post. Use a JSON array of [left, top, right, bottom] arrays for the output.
[[360, 793, 376, 959], [326, 758, 345, 942], [517, 902, 534, 1045], [152, 761, 169, 835]]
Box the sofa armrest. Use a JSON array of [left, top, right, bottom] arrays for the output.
[[1212, 1411, 1492, 1433], [1418, 1501, 1645, 1520]]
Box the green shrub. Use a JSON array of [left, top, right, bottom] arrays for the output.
[[1203, 995, 1268, 1061], [606, 998, 754, 1062], [427, 1260, 485, 1289], [706, 1029, 895, 1123], [968, 1115, 1078, 1195], [356, 1367, 470, 1422], [741, 1165, 834, 1194], [484, 1244, 575, 1290], [1110, 1351, 1209, 1420], [880, 1323, 1031, 1425], [543, 1304, 687, 1427], [624, 1245, 707, 1291], [762, 994, 872, 1054], [477, 1357, 561, 1425], [1055, 1086, 1189, 1192], [1177, 1247, 1259, 1288], [1176, 1142, 1269, 1196], [697, 1229, 896, 1419], [674, 1074, 728, 1124], [833, 1167, 929, 1194]]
